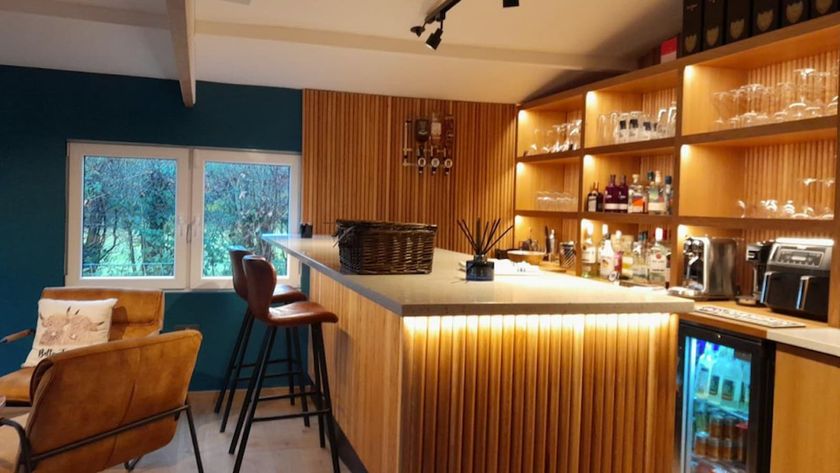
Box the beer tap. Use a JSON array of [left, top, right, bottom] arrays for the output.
[[402, 119, 413, 166], [430, 113, 442, 175], [414, 117, 430, 175], [443, 115, 455, 176]]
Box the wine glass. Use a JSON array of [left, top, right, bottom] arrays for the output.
[[568, 120, 582, 150], [530, 128, 544, 154], [805, 72, 829, 117], [774, 82, 795, 122], [552, 124, 566, 152], [712, 91, 732, 130], [789, 68, 816, 120], [543, 128, 556, 153]]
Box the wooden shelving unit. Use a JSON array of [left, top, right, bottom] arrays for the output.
[[514, 12, 840, 327]]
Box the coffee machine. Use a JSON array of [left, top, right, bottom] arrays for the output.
[[760, 238, 833, 322], [736, 240, 775, 306], [669, 236, 737, 300]]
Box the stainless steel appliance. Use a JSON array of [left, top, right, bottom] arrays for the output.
[[675, 322, 775, 473], [670, 236, 738, 300], [737, 241, 775, 307], [760, 238, 833, 322]]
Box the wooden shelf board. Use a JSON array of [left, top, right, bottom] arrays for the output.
[[581, 212, 673, 225], [680, 116, 838, 147], [515, 210, 580, 219], [677, 216, 835, 232], [593, 63, 680, 94], [520, 93, 585, 112], [584, 137, 676, 157], [686, 12, 840, 70], [516, 150, 580, 164]]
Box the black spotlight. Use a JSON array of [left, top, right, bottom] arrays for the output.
[[426, 26, 443, 50], [503, 0, 519, 6], [410, 25, 425, 37]]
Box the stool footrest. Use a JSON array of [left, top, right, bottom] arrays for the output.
[[258, 389, 320, 403], [253, 409, 331, 423], [235, 371, 313, 384]]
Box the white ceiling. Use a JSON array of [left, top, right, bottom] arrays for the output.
[[0, 0, 681, 103]]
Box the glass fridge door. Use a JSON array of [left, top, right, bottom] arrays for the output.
[[676, 324, 772, 473]]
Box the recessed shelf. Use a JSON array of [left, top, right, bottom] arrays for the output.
[[584, 137, 676, 157], [677, 216, 835, 232], [581, 212, 673, 225], [515, 210, 579, 219], [680, 116, 838, 148], [516, 150, 580, 164]]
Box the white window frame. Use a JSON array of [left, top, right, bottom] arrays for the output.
[[190, 148, 301, 289], [66, 142, 301, 290]]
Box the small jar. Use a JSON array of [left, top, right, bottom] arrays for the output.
[[721, 438, 734, 461], [693, 432, 708, 457], [709, 413, 724, 438], [723, 416, 737, 440], [707, 437, 720, 460]]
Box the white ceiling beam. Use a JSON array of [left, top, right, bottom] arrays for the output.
[[0, 0, 167, 28], [166, 0, 196, 108], [196, 21, 635, 72]]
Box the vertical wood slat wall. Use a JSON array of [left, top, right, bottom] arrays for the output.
[[302, 89, 517, 253], [400, 313, 679, 473]]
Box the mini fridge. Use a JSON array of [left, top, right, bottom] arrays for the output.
[[674, 321, 775, 473]]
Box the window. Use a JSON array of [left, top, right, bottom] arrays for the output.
[[66, 143, 300, 289]]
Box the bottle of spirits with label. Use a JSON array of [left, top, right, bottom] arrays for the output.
[[586, 182, 603, 213], [647, 171, 667, 215], [664, 175, 673, 215], [647, 227, 669, 285], [611, 230, 624, 281], [632, 231, 649, 283], [620, 234, 634, 280], [618, 175, 629, 213], [598, 225, 614, 280], [581, 225, 598, 278], [628, 174, 646, 214], [604, 175, 620, 213]]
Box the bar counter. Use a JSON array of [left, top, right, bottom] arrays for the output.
[[265, 236, 694, 473]]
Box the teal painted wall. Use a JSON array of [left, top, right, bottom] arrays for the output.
[[0, 65, 303, 390]]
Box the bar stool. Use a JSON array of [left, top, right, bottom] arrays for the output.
[[230, 255, 340, 473], [214, 246, 310, 432]]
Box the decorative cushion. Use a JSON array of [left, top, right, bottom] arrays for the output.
[[22, 298, 117, 368]]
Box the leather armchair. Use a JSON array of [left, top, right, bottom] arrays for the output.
[[0, 287, 164, 406], [0, 330, 203, 473]]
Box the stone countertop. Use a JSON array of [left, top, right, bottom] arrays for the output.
[[264, 235, 694, 317]]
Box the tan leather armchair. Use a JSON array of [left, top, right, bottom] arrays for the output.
[[0, 330, 203, 473], [0, 287, 164, 405]]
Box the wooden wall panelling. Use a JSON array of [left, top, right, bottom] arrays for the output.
[[309, 270, 403, 473], [303, 90, 516, 254], [679, 146, 745, 217]]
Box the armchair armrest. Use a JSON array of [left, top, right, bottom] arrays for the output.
[[0, 328, 35, 344], [0, 416, 32, 472]]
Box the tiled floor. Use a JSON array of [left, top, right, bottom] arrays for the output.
[[3, 390, 349, 473]]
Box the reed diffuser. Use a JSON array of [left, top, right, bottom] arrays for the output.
[[457, 218, 513, 281]]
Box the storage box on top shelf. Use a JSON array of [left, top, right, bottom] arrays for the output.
[[703, 0, 727, 49], [811, 0, 838, 17], [726, 0, 753, 43], [753, 0, 782, 35], [681, 0, 704, 56], [782, 0, 811, 26]]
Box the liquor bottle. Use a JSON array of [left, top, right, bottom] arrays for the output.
[[664, 175, 674, 215], [581, 225, 598, 278], [618, 175, 629, 213], [628, 174, 646, 214], [621, 234, 634, 280], [611, 230, 624, 280], [604, 175, 620, 213], [647, 171, 667, 215], [598, 225, 614, 280], [647, 227, 669, 285], [632, 231, 649, 283], [586, 182, 604, 212]]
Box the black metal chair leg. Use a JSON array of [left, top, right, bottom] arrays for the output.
[[292, 326, 311, 428], [233, 327, 276, 473], [311, 326, 326, 448], [229, 323, 268, 454], [313, 324, 341, 473], [185, 405, 205, 473], [285, 327, 296, 406], [221, 315, 255, 433], [214, 309, 251, 414], [123, 456, 142, 471]]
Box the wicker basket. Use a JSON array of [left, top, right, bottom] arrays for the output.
[[334, 220, 437, 274]]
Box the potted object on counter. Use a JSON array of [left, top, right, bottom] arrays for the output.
[[457, 218, 513, 282]]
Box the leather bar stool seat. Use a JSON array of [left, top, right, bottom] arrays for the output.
[[272, 285, 307, 305], [266, 302, 339, 327]]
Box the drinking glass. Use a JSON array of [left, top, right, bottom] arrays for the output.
[[568, 120, 582, 150], [827, 64, 839, 115], [789, 68, 816, 120], [552, 124, 566, 152], [656, 108, 668, 137], [628, 111, 642, 142], [530, 128, 544, 154], [805, 72, 829, 117], [712, 91, 732, 130], [616, 112, 629, 143], [597, 114, 610, 145], [543, 128, 556, 153], [774, 82, 795, 121]]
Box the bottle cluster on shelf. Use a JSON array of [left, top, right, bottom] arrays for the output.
[[596, 104, 677, 145], [585, 171, 673, 215], [690, 341, 751, 471], [712, 65, 839, 131], [581, 224, 671, 286]]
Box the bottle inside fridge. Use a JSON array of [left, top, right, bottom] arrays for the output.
[[682, 336, 753, 473]]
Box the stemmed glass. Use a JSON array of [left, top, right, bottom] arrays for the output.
[[789, 68, 816, 120], [552, 124, 566, 152], [568, 120, 582, 150]]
